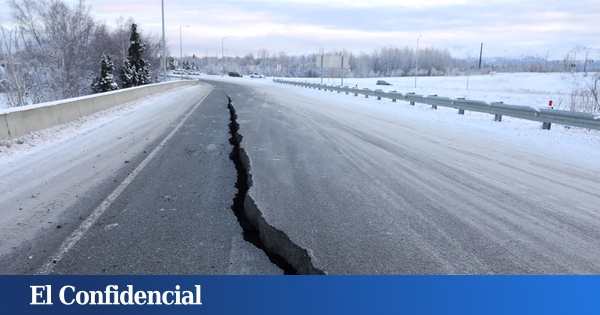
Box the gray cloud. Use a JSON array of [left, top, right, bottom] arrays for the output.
[[2, 0, 598, 59]]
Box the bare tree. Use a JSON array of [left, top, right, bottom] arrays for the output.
[[141, 31, 166, 83], [0, 25, 42, 107], [8, 0, 100, 101], [587, 74, 600, 113]]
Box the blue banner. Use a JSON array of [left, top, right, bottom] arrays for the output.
[[1, 275, 598, 314]]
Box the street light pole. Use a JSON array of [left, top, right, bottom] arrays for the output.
[[415, 35, 421, 88], [221, 36, 234, 74], [180, 25, 189, 80], [161, 0, 166, 82], [222, 36, 235, 60]]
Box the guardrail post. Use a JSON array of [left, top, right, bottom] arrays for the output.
[[375, 89, 382, 100], [407, 92, 415, 105], [456, 98, 465, 114], [430, 95, 438, 109], [361, 89, 370, 98], [390, 91, 397, 102], [542, 122, 552, 130], [492, 101, 502, 121]]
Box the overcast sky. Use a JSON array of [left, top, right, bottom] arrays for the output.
[[2, 0, 600, 60]]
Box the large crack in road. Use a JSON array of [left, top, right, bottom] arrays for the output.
[[227, 95, 325, 275]]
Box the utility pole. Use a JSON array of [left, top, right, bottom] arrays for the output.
[[222, 36, 235, 60], [161, 0, 166, 82], [478, 43, 483, 69], [415, 35, 421, 88], [320, 54, 324, 84], [584, 51, 589, 72], [179, 25, 189, 79], [342, 56, 345, 86]]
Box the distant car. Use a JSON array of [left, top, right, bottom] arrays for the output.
[[189, 70, 200, 75], [376, 80, 392, 86], [173, 69, 182, 74], [250, 73, 265, 78], [228, 72, 243, 77]]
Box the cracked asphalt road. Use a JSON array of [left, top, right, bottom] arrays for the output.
[[0, 82, 280, 275], [225, 79, 600, 274], [2, 77, 600, 275]]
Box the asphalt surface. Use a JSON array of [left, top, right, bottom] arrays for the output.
[[223, 80, 600, 274], [2, 78, 600, 275], [0, 82, 280, 275]]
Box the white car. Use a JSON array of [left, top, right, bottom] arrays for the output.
[[250, 73, 265, 78]]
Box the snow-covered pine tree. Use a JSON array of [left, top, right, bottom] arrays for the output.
[[121, 59, 136, 88], [91, 54, 119, 93], [120, 23, 151, 88]]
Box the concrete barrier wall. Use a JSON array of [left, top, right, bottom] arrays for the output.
[[0, 115, 9, 140], [0, 80, 198, 140]]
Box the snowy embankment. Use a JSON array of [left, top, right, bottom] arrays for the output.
[[0, 86, 191, 159]]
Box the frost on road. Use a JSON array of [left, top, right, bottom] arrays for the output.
[[219, 75, 600, 274], [1, 73, 600, 274]]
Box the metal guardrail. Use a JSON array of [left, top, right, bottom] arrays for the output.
[[274, 79, 600, 131]]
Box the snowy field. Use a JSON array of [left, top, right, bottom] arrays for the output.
[[1, 72, 599, 170], [285, 72, 598, 111]]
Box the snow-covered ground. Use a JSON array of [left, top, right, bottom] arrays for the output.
[[0, 93, 8, 109], [286, 72, 597, 110]]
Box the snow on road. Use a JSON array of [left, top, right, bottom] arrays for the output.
[[3, 72, 597, 163], [0, 86, 190, 159], [0, 73, 598, 270], [208, 73, 600, 273], [0, 74, 600, 260], [2, 73, 598, 204], [0, 84, 209, 259], [201, 72, 600, 171]]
